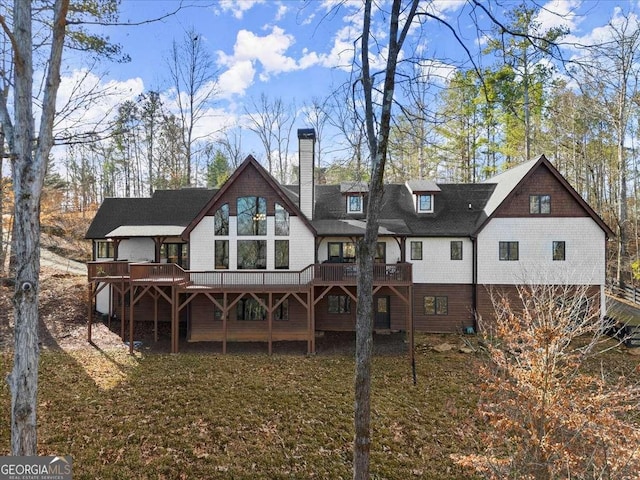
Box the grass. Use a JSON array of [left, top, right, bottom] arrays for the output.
[[0, 340, 482, 479]]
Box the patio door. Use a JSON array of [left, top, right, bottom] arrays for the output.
[[374, 295, 390, 329]]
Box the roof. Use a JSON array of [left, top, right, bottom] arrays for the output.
[[406, 179, 441, 193], [106, 225, 186, 237], [340, 181, 369, 193], [482, 158, 537, 217], [85, 188, 216, 239]]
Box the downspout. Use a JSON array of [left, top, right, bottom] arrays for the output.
[[471, 235, 478, 333]]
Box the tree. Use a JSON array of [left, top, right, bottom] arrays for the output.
[[353, 1, 419, 478], [166, 27, 218, 186], [206, 149, 230, 188], [0, 0, 69, 455], [455, 284, 640, 479]]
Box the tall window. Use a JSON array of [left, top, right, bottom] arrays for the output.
[[553, 241, 566, 261], [97, 241, 114, 259], [275, 240, 289, 269], [328, 242, 356, 263], [237, 297, 266, 321], [237, 240, 266, 269], [237, 196, 267, 235], [275, 203, 289, 235], [347, 195, 363, 213], [215, 240, 229, 269], [424, 296, 448, 315], [274, 299, 289, 321], [450, 241, 463, 260], [530, 194, 551, 214], [214, 203, 229, 235], [328, 295, 351, 314], [375, 242, 386, 263], [499, 241, 519, 261], [417, 194, 433, 213], [161, 243, 188, 268], [411, 241, 423, 260]]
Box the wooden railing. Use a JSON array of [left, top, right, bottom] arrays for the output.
[[313, 262, 411, 285], [87, 261, 130, 280], [129, 263, 188, 284], [607, 282, 640, 306], [88, 261, 412, 287], [188, 266, 315, 287]]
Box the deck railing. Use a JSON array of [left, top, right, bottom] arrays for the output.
[[188, 266, 315, 287], [88, 261, 412, 287], [313, 262, 411, 285], [129, 263, 188, 284], [87, 261, 130, 280]]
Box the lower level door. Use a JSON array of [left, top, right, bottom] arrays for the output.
[[374, 295, 391, 329]]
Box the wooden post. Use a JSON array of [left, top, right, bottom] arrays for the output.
[[154, 293, 158, 342], [268, 292, 273, 355], [120, 280, 126, 341], [129, 286, 134, 355], [87, 283, 93, 343], [222, 292, 227, 354], [310, 287, 316, 354], [171, 286, 178, 354]]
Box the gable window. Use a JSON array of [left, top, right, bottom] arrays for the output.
[[450, 241, 463, 261], [275, 240, 289, 269], [237, 196, 267, 235], [499, 241, 519, 261], [214, 203, 229, 235], [275, 203, 290, 236], [347, 195, 363, 213], [97, 241, 114, 259], [328, 295, 351, 314], [424, 296, 448, 315], [215, 240, 229, 269], [553, 241, 565, 261], [237, 240, 266, 269], [411, 241, 423, 260], [237, 297, 266, 321], [530, 194, 551, 214], [417, 194, 433, 213], [328, 242, 356, 263]]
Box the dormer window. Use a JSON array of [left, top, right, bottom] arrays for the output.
[[406, 179, 440, 214], [417, 194, 433, 213], [347, 194, 363, 213]]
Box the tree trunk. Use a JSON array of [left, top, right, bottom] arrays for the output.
[[8, 0, 69, 455], [0, 125, 4, 274]]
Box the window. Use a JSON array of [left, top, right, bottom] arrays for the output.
[[237, 196, 267, 235], [275, 240, 289, 269], [375, 242, 386, 263], [553, 241, 566, 261], [237, 297, 266, 321], [328, 242, 356, 263], [328, 295, 351, 314], [214, 203, 229, 235], [347, 195, 363, 213], [275, 203, 290, 236], [411, 241, 423, 260], [450, 241, 463, 261], [530, 194, 551, 214], [97, 241, 114, 259], [237, 240, 266, 269], [417, 194, 433, 213], [274, 299, 289, 321], [499, 241, 519, 261], [161, 243, 188, 268], [215, 240, 229, 269], [424, 296, 448, 315]]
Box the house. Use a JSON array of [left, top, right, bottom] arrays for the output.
[[85, 129, 613, 354]]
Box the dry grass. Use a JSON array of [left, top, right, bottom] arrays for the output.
[[0, 341, 483, 479]]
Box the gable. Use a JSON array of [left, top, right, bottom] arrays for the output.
[[493, 163, 589, 218]]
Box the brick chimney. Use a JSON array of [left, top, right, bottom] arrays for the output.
[[297, 128, 316, 220]]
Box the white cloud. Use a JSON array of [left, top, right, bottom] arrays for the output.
[[215, 0, 264, 20], [218, 60, 256, 97], [537, 0, 582, 32]]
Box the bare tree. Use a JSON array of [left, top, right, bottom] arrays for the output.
[[245, 93, 297, 183], [353, 1, 419, 478], [0, 0, 69, 454]]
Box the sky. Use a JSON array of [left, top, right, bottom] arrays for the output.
[[54, 0, 640, 167]]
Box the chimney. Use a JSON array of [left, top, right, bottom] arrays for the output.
[[298, 128, 316, 220]]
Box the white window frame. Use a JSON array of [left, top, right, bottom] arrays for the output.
[[347, 194, 363, 213], [416, 194, 434, 213]]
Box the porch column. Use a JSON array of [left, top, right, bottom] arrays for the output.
[[87, 283, 93, 343]]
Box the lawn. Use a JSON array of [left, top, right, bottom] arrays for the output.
[[0, 340, 482, 479]]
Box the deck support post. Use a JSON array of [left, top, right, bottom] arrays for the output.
[[120, 280, 126, 341], [222, 292, 228, 354], [87, 283, 93, 343], [129, 286, 135, 355], [268, 292, 273, 355], [171, 286, 178, 354]]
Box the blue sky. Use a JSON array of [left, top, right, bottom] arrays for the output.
[[55, 0, 637, 165]]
